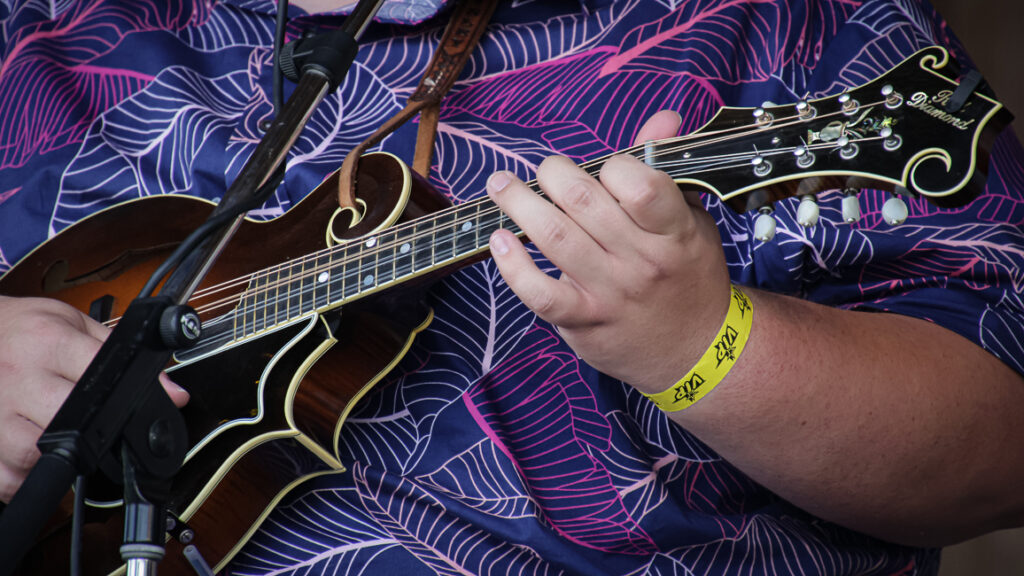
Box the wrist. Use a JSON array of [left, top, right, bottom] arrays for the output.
[[642, 284, 754, 411]]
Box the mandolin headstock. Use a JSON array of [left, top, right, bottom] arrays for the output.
[[645, 46, 1012, 237]]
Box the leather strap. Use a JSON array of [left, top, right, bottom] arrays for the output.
[[336, 0, 498, 208]]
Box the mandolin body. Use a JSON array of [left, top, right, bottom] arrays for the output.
[[2, 153, 448, 575]]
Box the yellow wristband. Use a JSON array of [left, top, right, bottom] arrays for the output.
[[643, 285, 753, 411]]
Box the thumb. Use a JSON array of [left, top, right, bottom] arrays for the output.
[[634, 110, 682, 145]]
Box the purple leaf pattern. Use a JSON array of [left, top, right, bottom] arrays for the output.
[[3, 0, 1017, 574], [464, 326, 657, 555]]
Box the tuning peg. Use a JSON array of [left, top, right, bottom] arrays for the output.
[[752, 106, 773, 126], [795, 100, 816, 119], [838, 92, 859, 115], [754, 206, 777, 241], [881, 84, 903, 108], [796, 195, 819, 227], [837, 135, 859, 160], [882, 193, 909, 225], [841, 188, 861, 223], [794, 144, 815, 168]]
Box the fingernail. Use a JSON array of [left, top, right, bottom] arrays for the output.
[[490, 233, 509, 256], [487, 171, 512, 192]]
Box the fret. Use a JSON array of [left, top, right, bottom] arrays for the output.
[[254, 273, 266, 334], [285, 256, 304, 321], [412, 218, 435, 272], [248, 273, 263, 334], [453, 202, 480, 257], [313, 251, 333, 310], [341, 240, 362, 300], [375, 229, 397, 287], [326, 243, 349, 303], [258, 268, 276, 332], [477, 198, 504, 243], [239, 276, 256, 338], [264, 268, 277, 329], [301, 253, 313, 313], [357, 235, 379, 295], [224, 197, 532, 331], [432, 211, 457, 267], [499, 195, 522, 236], [233, 289, 246, 340], [393, 224, 416, 280]]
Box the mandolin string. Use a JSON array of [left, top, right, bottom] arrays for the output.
[[105, 98, 895, 328], [191, 138, 876, 331], [111, 134, 861, 332], [190, 121, 891, 326], [185, 97, 887, 307]]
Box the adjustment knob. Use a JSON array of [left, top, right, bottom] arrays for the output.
[[838, 93, 858, 114], [159, 305, 202, 348], [796, 195, 819, 227], [882, 194, 909, 225], [796, 100, 816, 119], [841, 189, 861, 223], [754, 206, 777, 241], [753, 106, 773, 126], [882, 84, 903, 108]]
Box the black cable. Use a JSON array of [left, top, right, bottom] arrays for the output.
[[70, 475, 86, 576], [272, 0, 290, 120], [138, 166, 286, 299]]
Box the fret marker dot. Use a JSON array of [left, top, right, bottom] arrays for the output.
[[400, 243, 411, 254], [365, 238, 377, 248], [461, 221, 473, 232], [317, 271, 329, 283], [363, 275, 374, 286]]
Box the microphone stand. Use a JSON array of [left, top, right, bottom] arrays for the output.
[[0, 1, 385, 573]]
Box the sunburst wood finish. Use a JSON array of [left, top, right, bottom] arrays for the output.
[[4, 153, 448, 575]]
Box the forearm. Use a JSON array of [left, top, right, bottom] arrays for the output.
[[485, 114, 1024, 547], [663, 288, 1024, 546]]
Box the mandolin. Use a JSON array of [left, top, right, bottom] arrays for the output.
[[1, 46, 1010, 574]]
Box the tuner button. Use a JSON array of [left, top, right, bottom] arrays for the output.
[[796, 100, 816, 119], [754, 206, 777, 242], [881, 84, 904, 108], [752, 156, 772, 177], [842, 189, 861, 223], [839, 93, 858, 114], [879, 126, 893, 139], [839, 138, 859, 160], [884, 133, 903, 151], [794, 145, 815, 168], [797, 195, 820, 228], [882, 194, 909, 225]]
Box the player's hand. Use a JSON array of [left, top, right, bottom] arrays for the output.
[[0, 296, 189, 502], [487, 110, 731, 393]]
